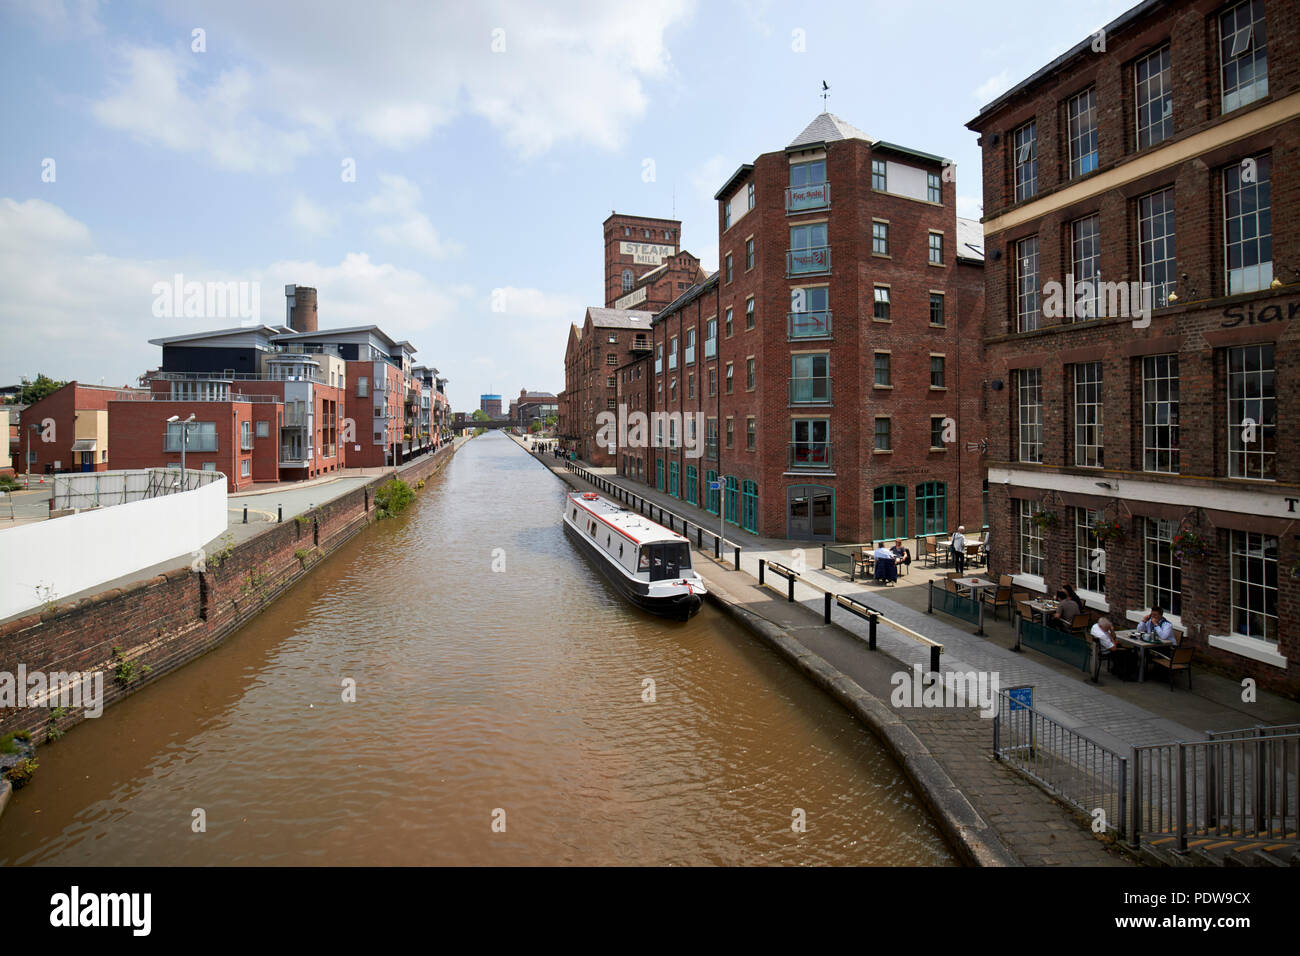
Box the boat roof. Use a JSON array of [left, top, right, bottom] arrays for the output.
[[568, 492, 689, 546]]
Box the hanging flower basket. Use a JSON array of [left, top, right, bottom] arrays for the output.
[[1029, 510, 1060, 532], [1092, 517, 1126, 543], [1172, 528, 1211, 562]]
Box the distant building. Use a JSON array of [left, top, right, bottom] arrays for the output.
[[480, 394, 502, 418], [512, 388, 558, 428], [21, 383, 147, 476]]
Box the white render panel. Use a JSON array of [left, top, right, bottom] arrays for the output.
[[885, 161, 929, 203]]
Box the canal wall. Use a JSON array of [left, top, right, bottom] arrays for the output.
[[0, 442, 459, 744]]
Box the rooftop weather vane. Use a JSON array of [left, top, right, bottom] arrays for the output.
[[821, 81, 830, 106]]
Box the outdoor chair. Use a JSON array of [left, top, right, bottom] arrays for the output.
[[987, 584, 1013, 621], [1150, 646, 1194, 690], [851, 551, 871, 579], [1069, 614, 1091, 638]]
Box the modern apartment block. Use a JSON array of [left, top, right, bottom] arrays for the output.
[[561, 306, 655, 465], [967, 0, 1299, 692], [618, 112, 987, 542], [19, 383, 146, 476]]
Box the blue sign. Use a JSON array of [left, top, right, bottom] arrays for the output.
[[709, 481, 722, 490], [1008, 685, 1033, 712]]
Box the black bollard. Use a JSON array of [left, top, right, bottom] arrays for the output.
[[869, 615, 877, 650], [734, 546, 741, 570], [823, 591, 831, 623], [786, 575, 794, 602], [277, 504, 283, 523], [930, 645, 941, 675], [242, 505, 248, 524], [758, 559, 765, 585]]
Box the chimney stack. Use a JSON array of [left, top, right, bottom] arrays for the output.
[[285, 284, 319, 333]]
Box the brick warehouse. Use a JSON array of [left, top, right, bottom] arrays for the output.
[[967, 0, 1300, 693], [561, 306, 654, 465], [618, 112, 987, 542]]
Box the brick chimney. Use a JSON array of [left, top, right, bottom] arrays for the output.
[[285, 284, 319, 333]]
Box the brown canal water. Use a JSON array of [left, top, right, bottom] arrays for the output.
[[0, 432, 954, 865]]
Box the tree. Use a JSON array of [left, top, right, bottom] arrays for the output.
[[19, 374, 67, 405], [544, 413, 557, 427], [471, 409, 490, 421]]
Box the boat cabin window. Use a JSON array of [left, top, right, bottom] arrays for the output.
[[640, 542, 692, 581]]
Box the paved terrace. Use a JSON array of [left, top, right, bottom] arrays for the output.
[[515, 435, 1300, 865]]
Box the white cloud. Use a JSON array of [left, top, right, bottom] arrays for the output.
[[289, 195, 339, 236], [363, 174, 460, 259], [486, 286, 584, 320], [957, 195, 983, 220], [85, 0, 695, 170]]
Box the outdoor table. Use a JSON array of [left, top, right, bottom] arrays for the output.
[[1114, 631, 1175, 683], [953, 576, 995, 600], [1027, 598, 1059, 624]]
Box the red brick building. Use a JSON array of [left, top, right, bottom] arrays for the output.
[[19, 383, 145, 476], [561, 306, 654, 464], [967, 0, 1300, 692], [603, 213, 684, 308], [617, 112, 987, 542]]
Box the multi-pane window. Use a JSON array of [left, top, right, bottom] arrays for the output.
[[745, 238, 755, 270], [622, 269, 634, 292], [607, 353, 618, 366], [687, 373, 695, 399], [1070, 214, 1100, 320], [745, 297, 755, 330], [874, 417, 892, 452], [705, 317, 717, 357], [789, 222, 829, 274], [872, 221, 889, 255], [1138, 187, 1177, 308], [928, 232, 943, 264], [357, 376, 369, 398], [1067, 87, 1098, 178], [240, 420, 252, 450], [1135, 45, 1173, 149], [1018, 368, 1043, 463], [930, 355, 946, 389], [873, 485, 906, 540], [1227, 344, 1276, 479], [746, 417, 756, 450], [708, 366, 716, 395], [915, 482, 946, 535], [872, 159, 887, 191], [930, 417, 946, 449], [927, 172, 941, 203], [1224, 154, 1272, 294], [1075, 508, 1106, 595], [1142, 354, 1180, 473], [1220, 0, 1268, 113], [1016, 236, 1040, 332], [790, 160, 826, 190], [1018, 500, 1044, 577], [791, 353, 829, 403], [789, 286, 830, 338], [873, 286, 890, 321], [791, 419, 830, 468], [746, 357, 755, 389], [1231, 530, 1278, 641], [929, 293, 945, 326], [747, 182, 755, 210], [725, 254, 733, 283], [1073, 362, 1104, 467], [1013, 121, 1037, 201], [725, 307, 733, 337], [165, 421, 218, 452], [725, 418, 734, 449], [874, 352, 891, 387], [725, 362, 734, 393], [1144, 518, 1182, 617]]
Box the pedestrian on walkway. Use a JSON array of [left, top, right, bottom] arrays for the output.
[[951, 525, 967, 575]]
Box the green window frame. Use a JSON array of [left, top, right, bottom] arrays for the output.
[[655, 458, 664, 492], [741, 480, 758, 533], [873, 484, 907, 541], [915, 481, 947, 535], [685, 465, 697, 505], [669, 461, 679, 498], [725, 475, 740, 526], [706, 469, 720, 515]]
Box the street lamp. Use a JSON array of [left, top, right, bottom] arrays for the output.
[[25, 422, 38, 488], [166, 413, 197, 486]]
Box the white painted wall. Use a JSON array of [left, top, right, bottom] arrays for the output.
[[885, 161, 929, 203], [0, 473, 228, 619]]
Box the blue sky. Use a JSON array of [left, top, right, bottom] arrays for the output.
[[0, 0, 1135, 409]]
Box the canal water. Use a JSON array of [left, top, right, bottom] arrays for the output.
[[0, 432, 953, 865]]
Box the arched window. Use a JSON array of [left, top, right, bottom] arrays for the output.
[[742, 480, 758, 533], [621, 269, 634, 292], [874, 485, 907, 541], [915, 481, 947, 536]]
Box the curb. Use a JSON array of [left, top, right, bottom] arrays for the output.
[[0, 778, 9, 821]]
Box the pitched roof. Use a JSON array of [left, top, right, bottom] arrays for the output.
[[957, 217, 985, 263], [586, 307, 654, 329], [788, 112, 871, 149]]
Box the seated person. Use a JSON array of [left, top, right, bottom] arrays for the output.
[[1049, 589, 1082, 633], [891, 540, 911, 573], [872, 544, 897, 584], [1090, 616, 1134, 678], [1138, 605, 1177, 658]]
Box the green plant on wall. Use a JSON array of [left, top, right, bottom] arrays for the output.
[[375, 478, 414, 519], [205, 532, 237, 570], [46, 706, 67, 743], [3, 757, 38, 790]]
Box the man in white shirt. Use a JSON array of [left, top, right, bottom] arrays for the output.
[[1090, 616, 1133, 681], [951, 525, 967, 575]]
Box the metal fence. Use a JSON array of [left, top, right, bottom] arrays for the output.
[[993, 690, 1129, 837], [927, 579, 984, 633], [821, 544, 860, 577], [52, 468, 225, 510], [1018, 617, 1091, 671], [1132, 732, 1300, 851]]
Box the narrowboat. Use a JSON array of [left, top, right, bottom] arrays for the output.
[[562, 491, 706, 620]]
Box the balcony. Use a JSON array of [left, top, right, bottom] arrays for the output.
[[283, 406, 309, 426], [668, 352, 677, 370], [704, 338, 717, 360], [789, 376, 832, 404], [786, 181, 830, 212], [684, 345, 695, 365], [630, 338, 652, 353], [655, 358, 663, 375], [279, 445, 312, 465], [789, 442, 832, 470], [786, 246, 831, 276], [788, 311, 832, 339]]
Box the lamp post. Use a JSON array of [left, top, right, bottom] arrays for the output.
[[166, 413, 196, 488], [25, 422, 38, 488]]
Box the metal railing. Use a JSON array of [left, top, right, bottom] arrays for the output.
[[684, 345, 695, 365], [1017, 617, 1091, 671], [1132, 732, 1300, 851], [788, 441, 832, 469], [786, 245, 831, 275], [788, 311, 832, 339], [630, 339, 652, 353], [704, 339, 717, 359], [785, 182, 830, 212], [52, 468, 224, 509], [788, 376, 832, 404], [993, 690, 1129, 838], [927, 578, 985, 634]]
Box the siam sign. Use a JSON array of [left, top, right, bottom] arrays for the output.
[[620, 241, 675, 265], [1220, 296, 1298, 328]]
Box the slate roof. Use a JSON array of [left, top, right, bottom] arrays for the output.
[[788, 112, 871, 149], [586, 307, 654, 329]]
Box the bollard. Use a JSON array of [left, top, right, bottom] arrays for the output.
[[734, 546, 740, 570], [758, 559, 766, 586], [242, 505, 248, 524], [823, 591, 831, 623], [930, 645, 941, 674], [787, 575, 794, 603], [278, 504, 283, 523], [696, 527, 702, 548], [868, 614, 877, 650], [714, 534, 720, 559]]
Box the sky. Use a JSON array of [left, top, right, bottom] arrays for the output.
[[0, 0, 1137, 411]]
